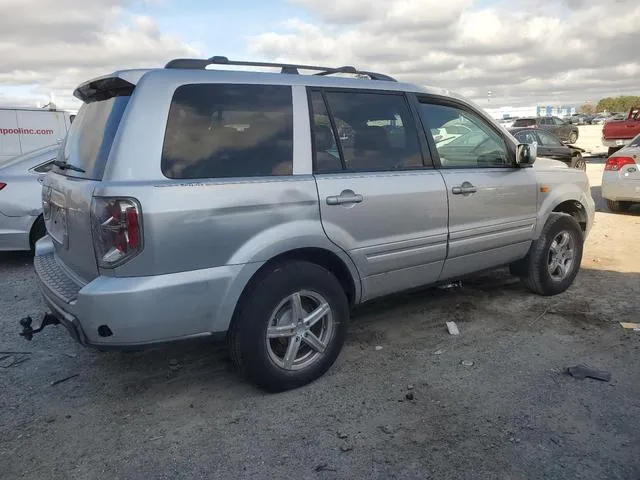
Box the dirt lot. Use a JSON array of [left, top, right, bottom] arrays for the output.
[[1, 162, 639, 480]]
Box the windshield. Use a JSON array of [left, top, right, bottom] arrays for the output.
[[56, 94, 130, 180]]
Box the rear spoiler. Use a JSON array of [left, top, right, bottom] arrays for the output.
[[73, 70, 148, 103]]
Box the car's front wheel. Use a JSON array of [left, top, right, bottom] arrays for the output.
[[519, 213, 584, 296], [228, 260, 349, 392], [571, 153, 586, 171], [568, 132, 578, 144]]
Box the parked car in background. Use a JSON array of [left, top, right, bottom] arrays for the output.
[[25, 56, 594, 392], [512, 116, 579, 144], [0, 107, 74, 162], [0, 144, 59, 251], [568, 114, 593, 125], [509, 127, 586, 170], [601, 133, 640, 212], [601, 106, 640, 156]]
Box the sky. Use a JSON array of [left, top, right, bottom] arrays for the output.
[[0, 0, 638, 110]]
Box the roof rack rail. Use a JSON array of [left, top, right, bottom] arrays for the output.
[[164, 56, 397, 82]]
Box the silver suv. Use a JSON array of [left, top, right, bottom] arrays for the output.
[[23, 56, 595, 392]]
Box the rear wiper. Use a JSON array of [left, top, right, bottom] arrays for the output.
[[52, 160, 86, 173]]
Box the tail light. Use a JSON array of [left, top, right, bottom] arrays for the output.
[[0, 182, 6, 190], [605, 156, 636, 171], [91, 197, 143, 267]]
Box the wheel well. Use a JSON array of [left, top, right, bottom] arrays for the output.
[[240, 248, 357, 307], [552, 200, 587, 232], [29, 214, 45, 249]]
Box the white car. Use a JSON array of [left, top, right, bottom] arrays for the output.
[[601, 133, 640, 212], [0, 144, 59, 251]]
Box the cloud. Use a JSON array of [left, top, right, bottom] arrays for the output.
[[250, 0, 640, 106], [0, 0, 198, 108]]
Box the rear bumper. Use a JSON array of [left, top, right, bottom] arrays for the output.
[[34, 236, 258, 348], [0, 212, 35, 251], [601, 175, 640, 202], [602, 138, 630, 148]]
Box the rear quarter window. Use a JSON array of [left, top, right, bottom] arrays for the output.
[[161, 84, 294, 179]]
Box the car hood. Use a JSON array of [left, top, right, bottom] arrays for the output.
[[533, 157, 570, 170]]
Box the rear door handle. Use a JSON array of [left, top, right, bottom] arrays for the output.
[[451, 182, 477, 195], [326, 190, 363, 205]]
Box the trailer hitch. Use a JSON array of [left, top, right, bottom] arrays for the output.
[[19, 314, 60, 341]]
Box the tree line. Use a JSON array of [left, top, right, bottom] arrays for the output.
[[578, 96, 640, 115]]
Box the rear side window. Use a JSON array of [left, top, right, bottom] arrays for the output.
[[33, 161, 55, 173], [161, 84, 293, 179], [513, 118, 535, 127], [58, 95, 131, 180]]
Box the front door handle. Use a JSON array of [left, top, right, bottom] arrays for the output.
[[451, 182, 477, 195], [326, 189, 363, 205]]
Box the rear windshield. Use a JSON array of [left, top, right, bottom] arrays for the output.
[[513, 119, 536, 127], [56, 94, 130, 180], [161, 84, 293, 179]]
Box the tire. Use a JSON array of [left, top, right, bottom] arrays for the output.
[[228, 261, 349, 392], [570, 153, 586, 171], [29, 215, 46, 253], [606, 199, 632, 213], [520, 213, 584, 296], [608, 146, 622, 156], [568, 132, 578, 144]]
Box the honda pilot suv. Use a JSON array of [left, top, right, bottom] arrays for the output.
[[25, 56, 595, 392]]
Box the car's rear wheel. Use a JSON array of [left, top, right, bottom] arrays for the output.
[[606, 199, 632, 213], [520, 213, 584, 296], [571, 153, 586, 171], [228, 260, 349, 392], [568, 132, 578, 144]]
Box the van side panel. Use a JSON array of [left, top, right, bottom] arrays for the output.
[[0, 109, 22, 160]]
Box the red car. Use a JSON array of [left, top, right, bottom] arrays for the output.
[[602, 107, 640, 155]]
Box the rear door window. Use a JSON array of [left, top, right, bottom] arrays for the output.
[[161, 84, 293, 179], [316, 91, 424, 172]]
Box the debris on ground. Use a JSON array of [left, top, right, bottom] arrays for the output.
[[407, 384, 414, 390], [446, 321, 460, 336], [314, 464, 336, 473], [337, 431, 348, 439], [566, 364, 611, 382], [433, 348, 446, 355], [461, 360, 474, 367], [438, 281, 463, 290], [405, 391, 415, 401], [0, 354, 29, 368], [619, 322, 640, 331], [340, 444, 354, 452], [50, 374, 79, 386], [374, 345, 383, 351], [380, 425, 395, 434]]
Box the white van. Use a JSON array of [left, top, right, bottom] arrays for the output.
[[0, 107, 75, 161]]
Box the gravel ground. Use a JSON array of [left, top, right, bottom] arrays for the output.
[[1, 163, 639, 480]]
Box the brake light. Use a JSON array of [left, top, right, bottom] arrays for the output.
[[0, 182, 6, 190], [91, 197, 143, 267], [605, 156, 636, 171]]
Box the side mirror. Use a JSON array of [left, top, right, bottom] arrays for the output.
[[516, 142, 537, 166]]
